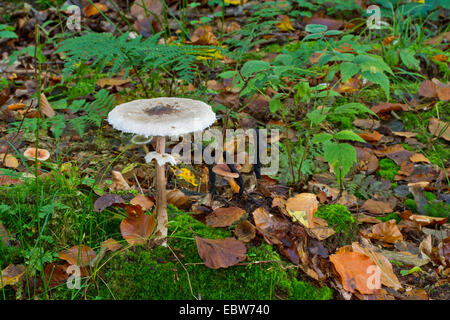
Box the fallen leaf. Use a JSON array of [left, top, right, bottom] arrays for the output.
[[252, 207, 290, 246], [361, 220, 403, 244], [359, 131, 383, 142], [130, 194, 154, 211], [285, 193, 318, 228], [418, 80, 438, 98], [234, 220, 256, 242], [0, 175, 21, 186], [94, 194, 125, 212], [58, 245, 97, 267], [432, 54, 448, 62], [277, 15, 295, 31], [120, 208, 156, 246], [330, 252, 379, 294], [97, 78, 131, 88], [5, 103, 25, 111], [110, 170, 130, 191], [353, 118, 380, 130], [410, 153, 430, 164], [82, 2, 108, 17], [352, 242, 402, 291], [0, 264, 25, 289], [428, 118, 450, 141], [304, 17, 343, 30], [362, 199, 393, 214], [371, 102, 411, 114], [167, 189, 190, 210], [0, 153, 19, 168], [206, 207, 246, 227], [40, 93, 55, 118], [101, 238, 122, 252], [44, 263, 69, 288], [195, 236, 246, 269]]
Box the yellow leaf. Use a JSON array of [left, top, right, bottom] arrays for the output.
[[289, 210, 310, 227], [277, 15, 295, 32], [172, 167, 198, 186], [224, 0, 247, 5]]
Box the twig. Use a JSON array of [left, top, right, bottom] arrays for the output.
[[167, 244, 198, 300], [1, 101, 33, 165]]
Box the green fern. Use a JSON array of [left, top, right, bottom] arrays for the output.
[[56, 32, 220, 83]]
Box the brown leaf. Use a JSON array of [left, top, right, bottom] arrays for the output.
[[330, 252, 379, 294], [410, 153, 431, 164], [97, 78, 131, 88], [167, 189, 190, 210], [191, 26, 218, 46], [130, 194, 154, 211], [206, 207, 246, 227], [432, 78, 450, 101], [252, 207, 290, 246], [361, 220, 403, 244], [44, 263, 69, 288], [374, 144, 415, 166], [0, 153, 19, 168], [399, 211, 447, 227], [40, 93, 55, 118], [0, 264, 26, 289], [359, 131, 383, 142], [5, 103, 26, 111], [285, 193, 318, 228], [355, 147, 379, 174], [304, 17, 343, 30], [195, 236, 246, 269], [418, 80, 438, 98], [428, 118, 450, 141], [352, 243, 402, 291], [82, 2, 108, 17], [120, 208, 156, 246], [100, 238, 122, 252], [110, 170, 130, 191], [371, 102, 411, 114], [0, 175, 22, 186], [58, 245, 97, 267], [362, 199, 393, 214], [353, 118, 380, 130], [94, 194, 125, 212], [131, 0, 163, 19], [234, 220, 256, 242]]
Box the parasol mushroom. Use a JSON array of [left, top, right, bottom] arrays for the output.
[[107, 98, 216, 245]]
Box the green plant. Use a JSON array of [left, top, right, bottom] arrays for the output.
[[97, 214, 333, 300], [377, 158, 400, 182], [0, 24, 17, 39], [315, 204, 358, 247]]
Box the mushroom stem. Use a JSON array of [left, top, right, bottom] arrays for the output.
[[155, 135, 168, 246]]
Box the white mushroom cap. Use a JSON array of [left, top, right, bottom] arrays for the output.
[[107, 97, 216, 137]]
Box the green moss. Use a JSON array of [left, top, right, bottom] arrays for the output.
[[315, 204, 358, 247], [377, 158, 400, 182], [425, 192, 436, 202], [377, 213, 401, 224], [424, 202, 449, 218], [99, 214, 333, 300], [404, 198, 417, 211]]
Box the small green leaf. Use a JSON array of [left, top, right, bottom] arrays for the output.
[[399, 48, 420, 71], [323, 141, 357, 184], [334, 130, 366, 143], [312, 133, 333, 144], [340, 62, 360, 83], [305, 24, 327, 33], [241, 60, 270, 78], [306, 109, 327, 126]]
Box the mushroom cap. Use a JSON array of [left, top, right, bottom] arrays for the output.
[[107, 97, 216, 137], [212, 163, 242, 178], [407, 181, 430, 189], [24, 148, 50, 161]]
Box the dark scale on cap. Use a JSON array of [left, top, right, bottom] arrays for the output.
[[144, 104, 177, 116]]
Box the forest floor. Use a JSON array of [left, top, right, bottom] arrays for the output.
[[0, 0, 449, 300]]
